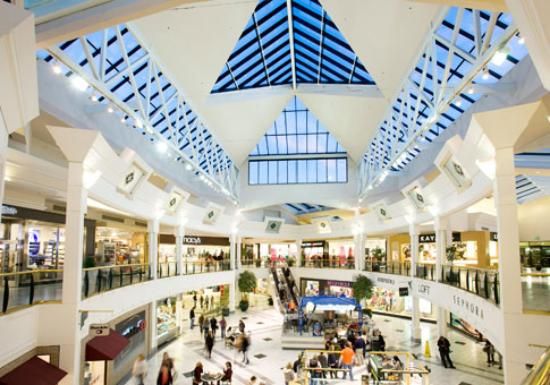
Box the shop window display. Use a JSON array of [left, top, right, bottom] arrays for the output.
[[95, 227, 145, 266], [157, 297, 178, 346], [367, 287, 435, 320]]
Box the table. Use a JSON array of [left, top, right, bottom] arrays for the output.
[[202, 372, 223, 384]]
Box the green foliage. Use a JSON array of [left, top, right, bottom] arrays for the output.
[[352, 274, 374, 301], [83, 256, 96, 269], [446, 243, 466, 264], [371, 247, 386, 261], [238, 271, 257, 298]]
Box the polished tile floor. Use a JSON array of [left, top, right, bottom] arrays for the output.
[[123, 308, 504, 385]]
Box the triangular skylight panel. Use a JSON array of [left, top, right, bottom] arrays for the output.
[[212, 0, 375, 93], [250, 96, 346, 156]]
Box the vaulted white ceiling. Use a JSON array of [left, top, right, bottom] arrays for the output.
[[131, 0, 442, 165]]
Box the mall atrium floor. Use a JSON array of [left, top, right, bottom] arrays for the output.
[[0, 1, 549, 385]]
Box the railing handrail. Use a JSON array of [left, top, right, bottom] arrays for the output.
[[520, 347, 550, 385], [0, 269, 64, 278], [442, 264, 498, 273], [83, 263, 149, 272]]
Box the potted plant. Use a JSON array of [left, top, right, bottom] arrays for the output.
[[83, 255, 96, 269], [238, 271, 257, 312], [371, 247, 386, 272], [352, 274, 374, 303]]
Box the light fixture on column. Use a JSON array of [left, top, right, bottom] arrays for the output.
[[454, 99, 462, 107], [107, 106, 114, 113], [52, 62, 62, 75], [481, 68, 490, 80], [156, 140, 168, 153], [90, 94, 98, 102], [518, 36, 525, 45]]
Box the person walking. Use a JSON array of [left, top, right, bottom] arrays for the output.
[[210, 295, 214, 309], [200, 295, 204, 309], [437, 336, 456, 369], [198, 314, 205, 336], [318, 351, 328, 383], [339, 342, 355, 380], [161, 352, 174, 376], [189, 307, 196, 330], [193, 292, 197, 307], [484, 340, 495, 367], [308, 354, 322, 385], [156, 364, 173, 385], [132, 354, 147, 385], [219, 316, 227, 339], [202, 316, 210, 339], [218, 361, 232, 385], [247, 376, 257, 385], [205, 331, 215, 359], [283, 362, 296, 385], [240, 333, 250, 365], [210, 317, 218, 338], [239, 319, 246, 333]]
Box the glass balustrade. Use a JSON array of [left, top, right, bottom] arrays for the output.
[[441, 264, 500, 305], [0, 270, 63, 314], [82, 264, 150, 298]]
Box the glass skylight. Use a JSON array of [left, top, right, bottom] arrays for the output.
[[212, 0, 375, 93], [284, 203, 332, 215], [360, 7, 529, 192], [249, 96, 347, 185]]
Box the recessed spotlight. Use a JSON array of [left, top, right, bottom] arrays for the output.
[[482, 70, 490, 80], [518, 36, 525, 45], [135, 118, 143, 128], [185, 163, 193, 171], [52, 64, 62, 75], [156, 141, 168, 153], [90, 95, 98, 102], [428, 115, 437, 124], [107, 106, 114, 113], [491, 48, 509, 66], [120, 117, 126, 123], [467, 87, 475, 95], [70, 75, 88, 92], [455, 99, 462, 107]]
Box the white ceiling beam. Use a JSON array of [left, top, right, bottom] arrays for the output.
[[407, 0, 507, 12], [35, 0, 210, 48], [286, 0, 297, 91]]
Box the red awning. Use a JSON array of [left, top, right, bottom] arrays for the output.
[[86, 329, 129, 361], [0, 356, 67, 385]]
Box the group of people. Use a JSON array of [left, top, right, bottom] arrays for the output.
[[131, 352, 176, 385], [192, 361, 232, 385], [193, 292, 216, 311]]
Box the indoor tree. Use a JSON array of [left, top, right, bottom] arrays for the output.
[[352, 274, 374, 315], [238, 271, 257, 312], [445, 243, 466, 283]]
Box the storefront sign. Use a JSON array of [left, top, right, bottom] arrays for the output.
[[1, 205, 18, 215], [490, 232, 498, 242], [452, 294, 485, 320], [398, 287, 409, 297], [327, 280, 351, 288], [159, 234, 230, 246], [89, 324, 110, 336], [376, 277, 395, 286], [418, 232, 461, 243], [417, 283, 431, 296], [302, 241, 325, 248]]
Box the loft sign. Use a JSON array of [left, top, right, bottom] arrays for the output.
[[417, 283, 431, 296], [452, 294, 485, 320]]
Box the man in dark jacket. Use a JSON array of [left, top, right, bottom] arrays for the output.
[[437, 336, 456, 368]]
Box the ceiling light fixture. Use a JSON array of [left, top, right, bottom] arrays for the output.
[[52, 64, 62, 75], [135, 118, 143, 128], [156, 141, 168, 153], [455, 99, 462, 107], [482, 68, 490, 80], [107, 106, 114, 113], [491, 48, 509, 66], [518, 36, 525, 45], [70, 75, 88, 92], [467, 87, 475, 95], [120, 117, 126, 123], [185, 163, 193, 171], [90, 95, 98, 102]]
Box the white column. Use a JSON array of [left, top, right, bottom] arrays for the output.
[[494, 147, 525, 384], [296, 239, 303, 267], [354, 233, 365, 271], [229, 281, 236, 312], [230, 233, 237, 270], [175, 294, 183, 335], [174, 224, 184, 275], [0, 126, 7, 223], [434, 216, 449, 283], [409, 223, 421, 341], [148, 219, 159, 279], [150, 301, 158, 351], [59, 162, 87, 385], [437, 306, 448, 338]]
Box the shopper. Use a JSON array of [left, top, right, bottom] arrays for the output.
[[354, 334, 366, 363], [318, 351, 328, 378], [198, 314, 205, 336], [484, 340, 495, 367], [339, 342, 355, 380], [239, 319, 246, 333], [327, 348, 338, 379], [161, 352, 174, 376], [131, 354, 147, 385], [156, 364, 173, 385], [193, 292, 197, 307], [219, 316, 227, 339], [308, 354, 322, 385], [247, 376, 257, 385], [283, 362, 296, 385], [217, 361, 232, 385], [192, 362, 203, 385], [189, 307, 196, 329], [240, 333, 251, 364], [437, 336, 456, 369], [205, 331, 215, 359], [210, 295, 214, 309], [200, 295, 204, 309], [210, 316, 218, 338], [202, 316, 210, 338]]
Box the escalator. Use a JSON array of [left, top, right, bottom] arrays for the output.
[[521, 347, 550, 385]]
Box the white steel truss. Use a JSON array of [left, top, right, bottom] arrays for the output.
[[358, 7, 522, 199], [42, 24, 239, 202]]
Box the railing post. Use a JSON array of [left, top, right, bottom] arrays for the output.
[[29, 273, 35, 305], [119, 267, 123, 287], [97, 270, 102, 293], [494, 274, 500, 305], [83, 271, 89, 298], [129, 267, 134, 285], [108, 269, 113, 290], [466, 269, 470, 292], [484, 273, 489, 299], [2, 276, 8, 313]]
